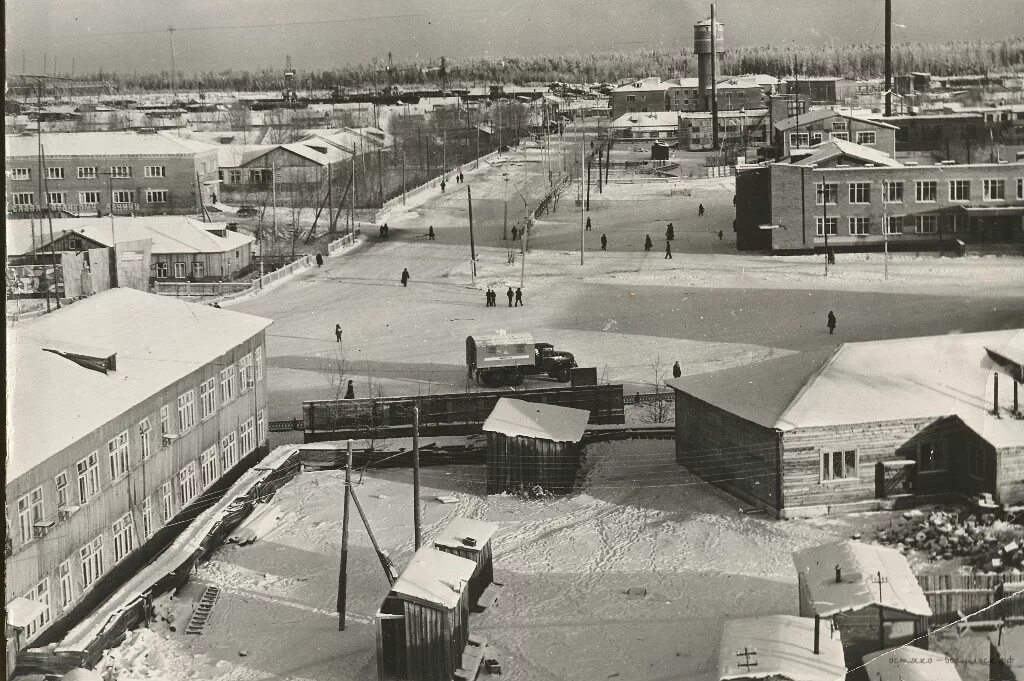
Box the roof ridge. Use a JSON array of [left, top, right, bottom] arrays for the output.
[[773, 344, 843, 430]]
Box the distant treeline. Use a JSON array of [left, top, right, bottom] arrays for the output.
[[72, 39, 1024, 93]]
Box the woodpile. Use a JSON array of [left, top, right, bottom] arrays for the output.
[[876, 510, 1024, 571]]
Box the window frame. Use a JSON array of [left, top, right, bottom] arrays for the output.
[[107, 430, 130, 481], [79, 190, 101, 205], [112, 189, 135, 204], [821, 449, 859, 483], [220, 365, 236, 404], [141, 497, 154, 539], [848, 182, 871, 205], [915, 180, 937, 202], [240, 418, 256, 455], [17, 493, 33, 543], [221, 431, 239, 470], [12, 192, 36, 207], [11, 167, 32, 180], [139, 418, 152, 460], [109, 165, 132, 179], [76, 451, 101, 504], [55, 470, 70, 508], [59, 560, 74, 608], [815, 182, 839, 206], [176, 390, 196, 434], [915, 214, 938, 234], [143, 165, 167, 178], [179, 461, 199, 504], [849, 216, 871, 236], [77, 166, 97, 179], [111, 511, 135, 563], [79, 535, 104, 589], [855, 130, 877, 145], [46, 191, 66, 206], [948, 179, 971, 202], [815, 216, 838, 236], [146, 189, 169, 204], [883, 215, 904, 235], [199, 377, 217, 420], [161, 481, 174, 521], [200, 446, 220, 489], [982, 178, 1005, 201], [883, 181, 904, 204], [46, 166, 65, 180]]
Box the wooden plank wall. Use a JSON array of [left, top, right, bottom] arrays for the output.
[[998, 445, 1024, 504], [918, 573, 1024, 625], [434, 541, 493, 603], [486, 433, 580, 495], [400, 590, 471, 681]]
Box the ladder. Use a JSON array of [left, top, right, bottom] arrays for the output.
[[185, 585, 221, 635]]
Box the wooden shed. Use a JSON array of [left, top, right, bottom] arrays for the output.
[[375, 547, 481, 681], [482, 398, 591, 495], [718, 615, 846, 681], [433, 517, 499, 604]]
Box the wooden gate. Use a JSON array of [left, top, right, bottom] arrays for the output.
[[875, 459, 916, 498]]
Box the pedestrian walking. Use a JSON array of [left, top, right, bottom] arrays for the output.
[[440, 180, 446, 192], [827, 248, 836, 265], [601, 233, 607, 250], [459, 172, 464, 183], [401, 268, 410, 287], [666, 223, 674, 241], [428, 225, 435, 240], [672, 361, 681, 378], [316, 253, 324, 267], [335, 324, 342, 342], [586, 216, 592, 231], [718, 230, 723, 241], [485, 289, 491, 307], [665, 239, 672, 259], [515, 288, 523, 307], [511, 226, 518, 241], [384, 223, 389, 238], [827, 310, 837, 335], [506, 287, 514, 307], [344, 380, 355, 399], [379, 224, 385, 238], [698, 203, 705, 216], [644, 234, 653, 252]]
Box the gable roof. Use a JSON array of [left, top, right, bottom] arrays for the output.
[[482, 398, 590, 443], [389, 547, 476, 610], [279, 141, 348, 165], [792, 540, 932, 617], [5, 131, 218, 158], [719, 615, 846, 681], [216, 144, 275, 169], [432, 517, 499, 552], [7, 288, 272, 484], [785, 138, 903, 167], [863, 647, 963, 681], [775, 108, 899, 132]]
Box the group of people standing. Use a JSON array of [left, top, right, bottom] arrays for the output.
[[485, 287, 523, 307], [378, 223, 390, 239], [440, 172, 466, 194]]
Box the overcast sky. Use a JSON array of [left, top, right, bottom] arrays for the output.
[[5, 0, 1023, 75]]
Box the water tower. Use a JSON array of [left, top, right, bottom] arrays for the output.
[[694, 16, 724, 110]]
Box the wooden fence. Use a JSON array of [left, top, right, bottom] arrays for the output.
[[917, 573, 1024, 625]]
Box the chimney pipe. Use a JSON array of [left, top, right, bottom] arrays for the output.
[[835, 565, 842, 583], [813, 614, 821, 654], [993, 373, 1000, 417]]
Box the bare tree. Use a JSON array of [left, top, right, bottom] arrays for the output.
[[638, 355, 672, 424]]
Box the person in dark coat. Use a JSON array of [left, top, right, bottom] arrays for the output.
[[644, 234, 653, 252], [401, 268, 410, 287], [718, 230, 723, 240], [666, 223, 674, 241], [379, 224, 385, 238], [335, 324, 342, 342], [506, 287, 514, 307], [827, 248, 836, 265], [665, 239, 672, 259], [511, 226, 518, 241], [384, 223, 389, 238], [698, 203, 705, 216], [515, 288, 523, 306], [827, 311, 837, 335], [601, 233, 607, 250], [585, 216, 592, 231], [428, 225, 436, 240], [316, 253, 324, 267], [440, 180, 446, 192], [672, 361, 681, 378], [344, 380, 355, 399]]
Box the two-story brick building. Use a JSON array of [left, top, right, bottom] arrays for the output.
[[773, 109, 898, 158], [5, 131, 219, 218], [5, 289, 272, 659]]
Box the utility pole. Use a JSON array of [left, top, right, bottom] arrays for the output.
[[402, 153, 407, 205], [884, 0, 893, 117], [40, 145, 61, 308], [882, 180, 889, 280], [337, 440, 353, 631], [579, 123, 585, 265], [710, 3, 720, 151], [467, 184, 477, 283], [168, 26, 178, 104], [412, 406, 422, 550], [822, 172, 829, 277], [377, 148, 384, 207], [328, 164, 334, 233], [271, 162, 277, 244]]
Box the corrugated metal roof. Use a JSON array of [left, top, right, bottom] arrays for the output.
[[433, 517, 498, 552], [481, 398, 590, 443], [863, 647, 963, 681], [792, 541, 932, 617], [390, 547, 476, 610], [718, 615, 846, 681]]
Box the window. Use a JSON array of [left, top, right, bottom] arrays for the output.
[[815, 216, 838, 236], [176, 390, 196, 434], [11, 167, 31, 180], [77, 452, 101, 503], [199, 378, 217, 420], [78, 166, 97, 179], [193, 261, 205, 279], [55, 471, 70, 508], [257, 409, 267, 445], [1017, 178, 1023, 200], [172, 261, 187, 278], [22, 578, 51, 641], [161, 481, 174, 521], [983, 179, 1005, 201], [159, 405, 171, 439], [228, 170, 243, 184], [849, 182, 871, 204], [139, 419, 152, 460], [789, 132, 810, 147], [156, 262, 169, 278], [626, 95, 636, 102], [249, 168, 273, 184], [146, 189, 168, 204], [849, 217, 871, 235], [915, 180, 937, 202], [112, 189, 134, 204], [59, 561, 74, 608], [111, 512, 135, 563], [12, 192, 35, 207], [17, 494, 33, 543], [883, 181, 904, 203], [46, 167, 65, 180], [200, 447, 220, 489], [948, 180, 971, 202], [221, 431, 239, 470], [915, 215, 938, 234], [144, 165, 166, 178], [220, 365, 236, 404], [141, 497, 154, 539], [107, 430, 130, 481], [239, 354, 254, 392], [831, 120, 847, 131], [110, 165, 132, 178], [240, 418, 256, 455], [884, 215, 904, 235], [915, 441, 948, 472], [80, 535, 104, 589], [254, 347, 264, 382], [79, 191, 101, 205], [950, 213, 966, 232], [856, 130, 877, 145], [47, 192, 66, 206], [830, 132, 849, 141], [179, 461, 199, 504], [822, 450, 858, 482], [810, 132, 823, 144], [815, 182, 838, 205]]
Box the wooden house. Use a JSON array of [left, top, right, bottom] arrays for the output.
[[481, 398, 590, 495], [718, 615, 846, 681], [793, 541, 932, 667], [863, 646, 963, 681], [432, 517, 498, 604], [375, 547, 485, 681]]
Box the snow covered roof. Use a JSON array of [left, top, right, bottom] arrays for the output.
[[862, 647, 962, 681], [667, 77, 701, 88], [718, 615, 846, 681], [775, 108, 899, 132], [785, 138, 903, 167], [6, 596, 48, 628], [216, 144, 275, 168], [6, 289, 272, 484], [610, 112, 681, 129], [613, 78, 673, 93], [5, 130, 218, 158], [279, 141, 348, 165], [792, 541, 932, 618], [433, 517, 498, 552], [482, 398, 590, 443], [6, 216, 254, 255], [390, 547, 476, 610]]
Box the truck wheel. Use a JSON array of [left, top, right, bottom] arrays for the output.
[[510, 369, 524, 386]]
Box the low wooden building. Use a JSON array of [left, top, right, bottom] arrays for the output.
[[375, 547, 481, 681], [432, 517, 498, 604], [793, 541, 932, 667], [718, 615, 846, 681], [863, 646, 963, 681], [482, 398, 590, 495]]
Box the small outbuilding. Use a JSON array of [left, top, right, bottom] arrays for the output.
[[718, 615, 846, 681], [863, 646, 963, 681], [433, 517, 498, 604], [793, 541, 932, 666], [375, 547, 482, 681], [482, 398, 591, 495]]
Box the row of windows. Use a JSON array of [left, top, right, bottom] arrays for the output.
[[815, 178, 1022, 206], [9, 190, 170, 207], [815, 213, 968, 236], [820, 441, 978, 483], [10, 166, 166, 180], [15, 414, 266, 643], [790, 130, 871, 146]]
